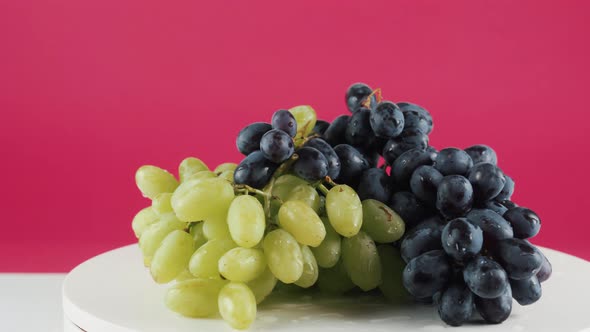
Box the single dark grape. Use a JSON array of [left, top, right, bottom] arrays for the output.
[[503, 207, 541, 239], [357, 168, 391, 202], [304, 138, 341, 179], [435, 148, 474, 176], [271, 109, 297, 137], [465, 209, 514, 245], [345, 108, 375, 148], [259, 129, 295, 163], [436, 175, 474, 219], [495, 238, 543, 280], [495, 175, 514, 201], [389, 191, 434, 229], [536, 250, 552, 283], [437, 281, 474, 326], [465, 144, 498, 165], [346, 82, 373, 113], [382, 129, 429, 165], [403, 250, 452, 299], [312, 119, 330, 136], [442, 218, 483, 261], [370, 101, 404, 138], [463, 256, 509, 299], [292, 147, 329, 182], [400, 222, 443, 263], [501, 200, 518, 209], [236, 122, 272, 156], [467, 163, 506, 203], [474, 286, 512, 324], [358, 146, 381, 168], [233, 150, 279, 189], [323, 115, 350, 147], [479, 200, 509, 216], [333, 144, 370, 187], [510, 276, 542, 306], [397, 102, 433, 134], [392, 148, 436, 189], [410, 165, 443, 206]]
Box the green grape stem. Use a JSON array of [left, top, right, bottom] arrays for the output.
[[317, 184, 330, 196]]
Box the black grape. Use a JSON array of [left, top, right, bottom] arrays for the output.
[[259, 129, 295, 163], [435, 148, 474, 176], [474, 286, 512, 324], [333, 144, 370, 187], [466, 209, 514, 244], [403, 250, 452, 299], [463, 256, 509, 299], [312, 119, 330, 136], [271, 109, 297, 137], [400, 221, 443, 263], [468, 163, 506, 202], [536, 251, 552, 283], [323, 115, 350, 146], [369, 101, 404, 138], [346, 82, 374, 113], [292, 147, 329, 182], [233, 150, 279, 189], [410, 165, 443, 206], [441, 218, 483, 261], [436, 175, 474, 219], [480, 200, 508, 216], [382, 129, 429, 165], [389, 191, 434, 229], [391, 148, 436, 189], [437, 281, 474, 326], [304, 138, 341, 179], [345, 108, 375, 148], [357, 168, 391, 202], [510, 276, 542, 306], [495, 238, 543, 280], [236, 122, 272, 156], [465, 144, 498, 165], [397, 102, 433, 134], [503, 207, 541, 239], [495, 175, 514, 201]]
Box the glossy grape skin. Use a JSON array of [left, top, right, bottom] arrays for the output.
[[179, 158, 209, 182], [311, 217, 342, 268], [271, 109, 297, 137], [435, 148, 474, 176], [370, 101, 404, 138], [480, 200, 509, 216], [389, 191, 434, 229], [357, 168, 391, 202], [510, 276, 542, 305], [236, 122, 272, 156], [392, 148, 436, 189], [474, 286, 512, 324], [165, 278, 227, 318], [135, 165, 179, 199], [465, 209, 514, 244], [442, 218, 483, 261], [304, 138, 341, 179], [346, 82, 373, 113], [382, 129, 429, 165], [278, 200, 326, 247], [295, 245, 319, 288], [467, 163, 506, 202], [285, 184, 321, 213], [259, 129, 295, 163], [342, 231, 382, 291], [410, 165, 443, 206], [361, 199, 405, 243], [403, 250, 452, 299], [436, 175, 474, 219], [326, 185, 363, 237], [218, 282, 257, 330], [463, 256, 509, 299], [227, 195, 265, 248], [292, 147, 329, 182], [465, 144, 498, 165], [400, 221, 443, 263], [150, 230, 195, 284], [437, 281, 474, 326], [188, 238, 236, 279], [536, 250, 552, 283], [495, 238, 543, 280], [247, 268, 277, 304], [234, 151, 279, 189], [323, 115, 350, 146], [263, 229, 304, 284], [495, 175, 514, 201], [132, 207, 159, 239], [218, 247, 266, 283], [397, 102, 433, 134], [333, 144, 370, 187], [345, 108, 375, 147], [503, 207, 541, 239], [312, 119, 330, 136]]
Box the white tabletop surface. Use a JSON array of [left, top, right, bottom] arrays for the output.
[[0, 273, 66, 331]]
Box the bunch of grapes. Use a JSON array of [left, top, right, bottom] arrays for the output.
[[130, 82, 551, 329]]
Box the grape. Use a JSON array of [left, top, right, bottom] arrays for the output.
[[132, 207, 158, 238], [326, 184, 363, 237], [312, 119, 330, 136], [436, 175, 474, 219], [437, 281, 474, 326], [480, 200, 508, 215], [465, 209, 514, 244], [389, 191, 434, 229], [259, 129, 295, 163], [188, 238, 236, 279], [135, 165, 179, 199], [397, 102, 433, 134], [171, 177, 235, 222], [377, 245, 408, 303], [139, 213, 186, 264], [289, 105, 317, 138], [464, 144, 497, 165], [317, 259, 355, 294], [382, 129, 429, 165], [271, 109, 297, 137], [463, 256, 509, 299], [151, 230, 195, 284], [189, 222, 208, 249], [218, 247, 266, 282], [179, 157, 209, 182], [370, 101, 404, 138], [333, 144, 369, 187], [295, 245, 319, 288], [402, 250, 452, 299], [435, 148, 474, 176], [247, 267, 277, 304], [226, 196, 265, 248], [278, 200, 326, 247], [510, 275, 542, 305], [503, 207, 541, 239], [174, 269, 195, 282], [323, 115, 350, 146], [236, 122, 272, 156], [441, 218, 483, 261], [346, 82, 373, 113], [358, 146, 381, 168], [495, 238, 543, 280], [400, 221, 443, 263], [392, 148, 436, 188], [218, 170, 234, 183], [467, 163, 506, 202], [474, 286, 512, 324], [494, 174, 514, 202], [270, 174, 308, 200], [203, 217, 231, 240], [263, 229, 304, 283], [292, 146, 329, 182], [361, 199, 405, 243], [303, 138, 341, 179], [185, 170, 217, 182], [285, 184, 321, 213], [345, 108, 375, 147], [501, 200, 518, 209], [357, 168, 391, 203], [536, 250, 552, 283], [234, 150, 279, 189], [151, 193, 173, 215], [341, 231, 382, 291], [410, 165, 443, 206], [311, 217, 342, 268], [218, 282, 257, 330], [214, 162, 238, 174], [165, 278, 227, 318]]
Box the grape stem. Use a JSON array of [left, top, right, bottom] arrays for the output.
[[323, 176, 339, 188], [317, 184, 330, 196]]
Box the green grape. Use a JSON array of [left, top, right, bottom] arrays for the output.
[[178, 157, 209, 182], [317, 259, 355, 294], [269, 174, 308, 201], [341, 231, 382, 291], [165, 278, 227, 317], [203, 217, 232, 240], [377, 245, 409, 303], [131, 207, 158, 238], [278, 200, 326, 247], [218, 170, 234, 183], [189, 238, 236, 279], [139, 213, 185, 265], [289, 105, 317, 139], [247, 267, 277, 304], [326, 185, 363, 237], [214, 162, 238, 174], [285, 184, 321, 213], [135, 165, 179, 199], [171, 177, 234, 222], [227, 195, 265, 248], [189, 222, 208, 249], [185, 170, 217, 182], [218, 247, 266, 282], [361, 199, 405, 243], [150, 230, 195, 284], [218, 282, 257, 330], [263, 229, 304, 283], [294, 245, 319, 288], [151, 193, 173, 215], [175, 269, 194, 282], [311, 217, 341, 268]]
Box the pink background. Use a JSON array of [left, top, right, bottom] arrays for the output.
[[1, 1, 589, 272]]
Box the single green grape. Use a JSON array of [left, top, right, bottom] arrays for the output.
[[341, 231, 382, 291], [285, 184, 321, 213], [247, 267, 277, 304], [317, 259, 355, 294], [188, 238, 236, 279], [377, 245, 409, 303], [178, 157, 209, 182], [214, 162, 238, 174], [189, 222, 208, 249], [171, 177, 234, 222], [361, 199, 405, 243], [311, 217, 341, 268], [218, 282, 257, 330], [326, 185, 363, 237], [203, 217, 232, 240], [218, 247, 266, 282], [165, 278, 227, 317], [131, 207, 158, 238], [263, 229, 304, 284], [294, 245, 319, 288], [139, 213, 185, 265], [227, 195, 265, 248], [278, 200, 325, 247], [175, 269, 195, 282], [289, 105, 317, 139], [135, 165, 179, 199], [185, 170, 217, 182], [218, 170, 234, 183], [269, 174, 308, 201], [151, 193, 173, 215], [150, 230, 195, 284]]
